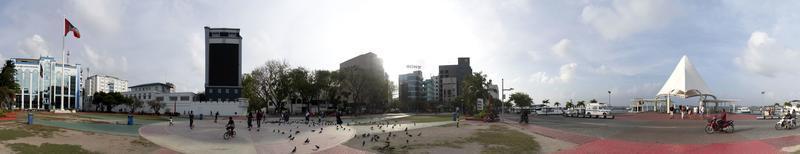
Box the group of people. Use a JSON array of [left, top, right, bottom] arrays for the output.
[[670, 105, 704, 120], [246, 110, 266, 131]]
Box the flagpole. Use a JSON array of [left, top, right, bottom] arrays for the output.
[[61, 26, 65, 111]]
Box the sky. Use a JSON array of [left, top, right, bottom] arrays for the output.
[[2, 0, 800, 106]]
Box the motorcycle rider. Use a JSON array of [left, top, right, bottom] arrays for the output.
[[785, 110, 796, 126], [717, 109, 728, 128]]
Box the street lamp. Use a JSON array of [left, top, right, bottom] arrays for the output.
[[608, 90, 612, 108], [500, 78, 514, 121]]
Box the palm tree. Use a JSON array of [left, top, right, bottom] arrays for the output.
[[785, 102, 792, 107], [565, 102, 574, 109], [554, 102, 561, 108], [577, 101, 586, 108], [542, 99, 550, 106]]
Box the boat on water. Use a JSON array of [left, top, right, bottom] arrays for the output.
[[736, 106, 751, 114]]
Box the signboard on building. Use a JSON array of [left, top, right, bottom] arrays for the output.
[[477, 99, 484, 111]]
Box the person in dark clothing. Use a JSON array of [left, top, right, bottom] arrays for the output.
[[247, 112, 253, 131], [336, 111, 343, 125], [256, 110, 262, 131], [214, 111, 219, 123], [189, 111, 195, 129], [226, 117, 235, 132]]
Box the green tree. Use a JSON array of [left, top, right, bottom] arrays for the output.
[[0, 61, 20, 110], [147, 100, 165, 115], [565, 101, 574, 109], [311, 70, 332, 113], [288, 67, 313, 114], [577, 100, 586, 108], [508, 92, 532, 108], [124, 97, 142, 114], [590, 99, 598, 104], [247, 60, 291, 114], [542, 99, 550, 106], [460, 72, 491, 115], [554, 102, 561, 108], [785, 102, 792, 107]]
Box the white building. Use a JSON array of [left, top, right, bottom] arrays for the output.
[[120, 82, 246, 115], [8, 57, 82, 111], [84, 75, 128, 96]]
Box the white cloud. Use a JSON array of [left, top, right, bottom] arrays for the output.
[[551, 39, 571, 57], [82, 45, 127, 76], [71, 0, 124, 34], [187, 33, 204, 73], [17, 34, 50, 57], [735, 31, 800, 77], [530, 63, 578, 84], [581, 0, 676, 40]]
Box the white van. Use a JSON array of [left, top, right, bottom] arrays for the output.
[[585, 103, 611, 116]]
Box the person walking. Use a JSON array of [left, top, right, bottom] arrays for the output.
[[669, 105, 675, 119], [335, 111, 343, 125], [680, 105, 685, 120], [214, 111, 219, 123], [247, 112, 253, 131], [255, 110, 262, 131], [305, 111, 310, 123], [189, 111, 195, 129]]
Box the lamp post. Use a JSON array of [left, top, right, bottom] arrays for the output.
[[500, 78, 514, 121], [607, 90, 612, 108]]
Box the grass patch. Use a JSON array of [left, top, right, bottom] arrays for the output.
[[23, 124, 64, 138], [131, 137, 156, 147], [467, 125, 540, 154], [7, 143, 98, 154], [0, 129, 33, 141]]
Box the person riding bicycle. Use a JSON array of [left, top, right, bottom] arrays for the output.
[[226, 117, 235, 132]]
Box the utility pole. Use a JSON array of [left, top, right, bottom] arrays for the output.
[[500, 78, 514, 121]]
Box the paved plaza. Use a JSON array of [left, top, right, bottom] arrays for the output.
[[502, 113, 800, 153], [138, 114, 455, 154]]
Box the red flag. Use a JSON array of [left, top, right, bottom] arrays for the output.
[[64, 18, 80, 38]]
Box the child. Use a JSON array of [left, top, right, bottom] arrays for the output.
[[169, 116, 174, 126]]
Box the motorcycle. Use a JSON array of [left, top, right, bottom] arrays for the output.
[[705, 117, 734, 134], [775, 116, 796, 130]]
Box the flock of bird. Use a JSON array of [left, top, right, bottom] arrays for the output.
[[266, 120, 352, 153], [230, 116, 429, 153], [353, 120, 424, 151]]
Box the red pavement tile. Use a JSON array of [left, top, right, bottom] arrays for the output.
[[614, 112, 757, 121], [762, 135, 800, 149], [557, 139, 778, 154], [0, 111, 18, 121], [504, 122, 598, 145]]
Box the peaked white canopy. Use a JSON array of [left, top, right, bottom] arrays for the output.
[[656, 55, 712, 98]]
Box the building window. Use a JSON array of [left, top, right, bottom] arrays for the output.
[[180, 96, 190, 101], [225, 89, 229, 94], [169, 96, 178, 101]]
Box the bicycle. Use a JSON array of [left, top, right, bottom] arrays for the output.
[[223, 127, 236, 140]]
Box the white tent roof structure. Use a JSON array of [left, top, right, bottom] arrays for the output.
[[656, 55, 712, 98]]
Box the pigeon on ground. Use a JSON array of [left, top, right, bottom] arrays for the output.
[[304, 138, 310, 144], [417, 132, 422, 136], [291, 146, 296, 153], [362, 140, 366, 147]]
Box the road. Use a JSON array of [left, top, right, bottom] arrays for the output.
[[502, 113, 800, 144]]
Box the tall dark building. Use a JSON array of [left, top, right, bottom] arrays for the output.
[[204, 26, 242, 101], [438, 57, 472, 105]]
